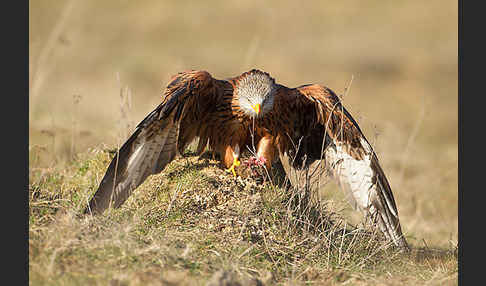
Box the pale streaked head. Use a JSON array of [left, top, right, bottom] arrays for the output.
[[234, 69, 276, 118]]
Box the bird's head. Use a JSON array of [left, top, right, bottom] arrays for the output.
[[234, 69, 276, 118]]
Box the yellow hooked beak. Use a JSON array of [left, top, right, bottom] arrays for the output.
[[252, 103, 261, 115]]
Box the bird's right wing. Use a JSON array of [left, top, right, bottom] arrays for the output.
[[85, 71, 226, 214], [268, 84, 409, 250]]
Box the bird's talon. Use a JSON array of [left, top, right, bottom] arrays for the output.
[[226, 165, 236, 177], [226, 157, 240, 177]]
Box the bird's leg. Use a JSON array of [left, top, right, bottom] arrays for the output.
[[255, 134, 275, 170], [243, 144, 273, 184], [225, 144, 241, 177], [245, 134, 276, 183], [226, 156, 241, 177]]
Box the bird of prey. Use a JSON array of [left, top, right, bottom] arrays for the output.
[[85, 69, 409, 250]]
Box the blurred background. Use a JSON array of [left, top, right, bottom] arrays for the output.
[[29, 0, 457, 248]]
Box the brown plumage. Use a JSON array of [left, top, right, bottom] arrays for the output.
[[85, 70, 253, 214], [255, 81, 409, 250], [85, 69, 408, 251]]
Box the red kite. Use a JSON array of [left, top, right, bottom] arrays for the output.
[[85, 69, 409, 250]]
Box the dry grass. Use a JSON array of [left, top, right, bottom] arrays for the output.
[[29, 149, 457, 285], [29, 0, 457, 284]]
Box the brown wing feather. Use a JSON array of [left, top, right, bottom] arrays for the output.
[[85, 70, 236, 214], [264, 84, 408, 250]]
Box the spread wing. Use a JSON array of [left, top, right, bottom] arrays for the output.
[[265, 84, 408, 249], [85, 70, 230, 214]]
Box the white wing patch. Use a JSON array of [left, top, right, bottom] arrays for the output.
[[324, 138, 376, 213]]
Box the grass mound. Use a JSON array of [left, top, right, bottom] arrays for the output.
[[29, 147, 457, 285]]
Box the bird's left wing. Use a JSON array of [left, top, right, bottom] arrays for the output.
[[85, 71, 228, 214], [267, 84, 409, 250]]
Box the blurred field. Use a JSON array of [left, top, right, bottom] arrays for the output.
[[29, 0, 457, 284]]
